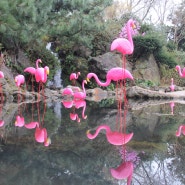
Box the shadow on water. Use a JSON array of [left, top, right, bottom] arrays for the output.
[[0, 97, 185, 184]]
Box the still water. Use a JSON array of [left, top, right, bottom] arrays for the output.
[[0, 98, 185, 185]]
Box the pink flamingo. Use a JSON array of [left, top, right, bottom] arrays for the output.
[[0, 71, 4, 78], [175, 65, 185, 78], [62, 87, 74, 97], [70, 72, 80, 85], [86, 67, 133, 87], [110, 161, 133, 184], [176, 125, 185, 137], [15, 75, 25, 88], [170, 78, 175, 91], [35, 59, 49, 83], [111, 19, 135, 55], [74, 99, 87, 119], [86, 125, 133, 146], [15, 115, 25, 127], [24, 121, 51, 146], [73, 80, 87, 100], [70, 113, 81, 122], [0, 120, 4, 127]]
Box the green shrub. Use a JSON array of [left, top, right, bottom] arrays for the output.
[[132, 35, 162, 61]]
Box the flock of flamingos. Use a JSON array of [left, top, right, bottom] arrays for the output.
[[0, 19, 185, 184]]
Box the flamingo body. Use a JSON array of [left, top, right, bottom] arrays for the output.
[[24, 122, 39, 129], [73, 80, 87, 100], [0, 120, 4, 127], [24, 67, 36, 75], [15, 115, 25, 127], [87, 67, 133, 87], [111, 19, 135, 55], [35, 127, 51, 146], [110, 161, 133, 185], [175, 65, 185, 78], [62, 87, 74, 97], [70, 72, 80, 81], [0, 71, 4, 78], [15, 75, 25, 87], [35, 66, 49, 83], [87, 125, 133, 146]]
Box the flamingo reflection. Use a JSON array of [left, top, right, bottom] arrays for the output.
[[86, 125, 133, 146], [176, 125, 185, 137], [110, 161, 133, 184], [25, 121, 51, 147]]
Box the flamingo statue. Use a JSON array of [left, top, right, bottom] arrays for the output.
[[87, 67, 133, 87], [176, 125, 185, 137], [111, 19, 135, 55], [74, 99, 87, 119], [0, 71, 4, 78], [110, 161, 133, 185], [70, 72, 80, 85], [24, 121, 51, 146], [15, 115, 25, 127], [35, 59, 49, 83], [175, 65, 185, 78], [86, 125, 133, 146], [70, 113, 81, 122], [0, 120, 4, 127], [170, 78, 175, 91], [62, 87, 74, 97], [15, 75, 25, 88], [73, 80, 87, 100]]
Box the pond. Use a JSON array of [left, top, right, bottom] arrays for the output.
[[0, 96, 185, 185]]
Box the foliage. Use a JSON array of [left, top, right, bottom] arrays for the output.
[[135, 79, 156, 87], [25, 45, 59, 80], [132, 35, 162, 60], [154, 47, 177, 68]]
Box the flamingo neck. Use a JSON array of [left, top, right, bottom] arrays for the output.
[[89, 73, 111, 87], [126, 20, 134, 50], [36, 59, 41, 68], [176, 125, 184, 136], [82, 103, 87, 119], [178, 67, 183, 77], [82, 80, 86, 95], [87, 125, 111, 139]]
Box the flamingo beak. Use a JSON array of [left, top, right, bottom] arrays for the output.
[[86, 78, 90, 82], [44, 137, 51, 146], [86, 130, 90, 134], [15, 121, 17, 126], [47, 69, 49, 75]]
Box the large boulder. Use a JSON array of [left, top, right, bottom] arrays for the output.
[[88, 52, 132, 80]]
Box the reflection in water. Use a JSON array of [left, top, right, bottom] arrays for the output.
[[176, 125, 185, 137], [86, 124, 133, 146]]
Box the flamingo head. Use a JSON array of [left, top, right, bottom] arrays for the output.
[[45, 66, 49, 75], [44, 137, 51, 147], [175, 65, 180, 71], [37, 59, 42, 63]]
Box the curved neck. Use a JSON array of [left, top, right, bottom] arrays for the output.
[[87, 125, 111, 139], [36, 59, 41, 68], [176, 125, 184, 136], [82, 80, 86, 94], [178, 67, 183, 77], [89, 73, 111, 86], [126, 20, 134, 50]]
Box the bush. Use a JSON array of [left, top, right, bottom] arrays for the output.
[[132, 35, 162, 61]]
